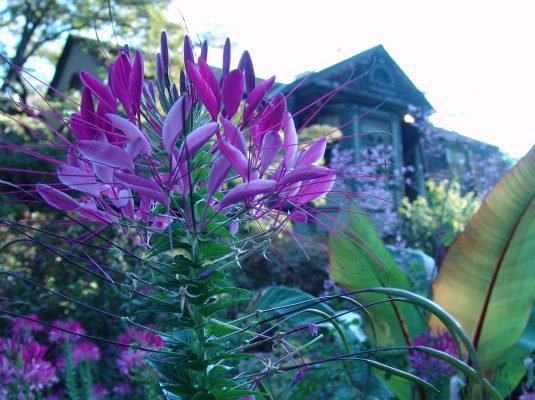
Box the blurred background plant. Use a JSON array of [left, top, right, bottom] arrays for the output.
[[399, 179, 480, 262]]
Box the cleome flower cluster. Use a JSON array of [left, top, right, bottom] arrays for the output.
[[36, 33, 335, 244]]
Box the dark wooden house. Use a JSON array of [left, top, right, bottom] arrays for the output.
[[50, 36, 508, 202]]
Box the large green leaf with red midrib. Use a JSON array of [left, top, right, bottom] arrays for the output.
[[431, 146, 535, 378], [329, 211, 427, 347]]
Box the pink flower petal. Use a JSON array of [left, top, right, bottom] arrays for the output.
[[78, 201, 114, 223], [221, 118, 247, 155], [78, 140, 133, 170], [238, 51, 256, 94], [183, 35, 194, 66], [36, 184, 79, 211], [70, 113, 91, 141], [290, 210, 308, 223], [162, 95, 192, 152], [198, 57, 221, 106], [125, 137, 143, 160], [219, 179, 277, 209], [79, 87, 97, 139], [93, 164, 114, 184], [243, 76, 275, 123], [222, 38, 231, 81], [80, 71, 116, 112], [296, 136, 327, 166], [217, 140, 249, 180], [282, 111, 297, 168], [115, 172, 169, 206], [208, 156, 232, 196], [186, 61, 219, 121], [175, 122, 219, 164], [260, 132, 282, 175], [110, 54, 132, 113], [160, 31, 169, 72], [222, 69, 244, 119], [257, 93, 286, 134], [293, 172, 336, 204], [278, 165, 331, 187], [129, 51, 144, 114], [57, 165, 100, 197], [106, 114, 152, 156]]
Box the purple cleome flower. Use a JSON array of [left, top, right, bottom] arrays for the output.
[[11, 314, 44, 334], [0, 336, 57, 395], [409, 330, 458, 383], [55, 340, 101, 369], [48, 320, 85, 343], [35, 33, 336, 244], [116, 329, 164, 376]]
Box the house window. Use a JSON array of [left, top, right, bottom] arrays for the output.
[[446, 147, 470, 176], [360, 117, 393, 152]]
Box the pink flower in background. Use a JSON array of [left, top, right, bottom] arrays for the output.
[[0, 336, 57, 393], [48, 320, 85, 342], [55, 340, 101, 369], [72, 340, 101, 364], [11, 314, 44, 334], [92, 384, 109, 398], [113, 381, 132, 395], [409, 330, 458, 383], [116, 329, 163, 376]]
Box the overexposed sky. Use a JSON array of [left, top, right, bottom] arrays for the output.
[[173, 0, 534, 158]]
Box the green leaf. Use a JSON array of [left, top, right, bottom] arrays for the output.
[[206, 319, 255, 340], [198, 240, 235, 265], [191, 392, 216, 400], [355, 358, 438, 393], [492, 345, 530, 397], [517, 303, 535, 351], [253, 286, 335, 326], [201, 298, 249, 317], [210, 389, 259, 399], [431, 147, 535, 383], [329, 212, 427, 346]]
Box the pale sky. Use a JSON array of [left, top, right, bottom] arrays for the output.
[[173, 0, 534, 158]]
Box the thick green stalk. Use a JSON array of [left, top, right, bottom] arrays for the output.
[[63, 342, 80, 400]]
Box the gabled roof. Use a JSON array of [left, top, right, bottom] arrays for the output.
[[276, 45, 434, 114], [429, 125, 500, 152], [49, 35, 110, 91]]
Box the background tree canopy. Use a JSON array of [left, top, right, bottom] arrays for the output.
[[0, 0, 184, 101]]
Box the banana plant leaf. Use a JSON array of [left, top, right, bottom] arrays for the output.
[[430, 146, 535, 382], [329, 211, 427, 347]]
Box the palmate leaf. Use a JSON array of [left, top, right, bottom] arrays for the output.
[[329, 211, 427, 347], [430, 147, 535, 382]]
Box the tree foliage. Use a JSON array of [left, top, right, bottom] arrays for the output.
[[0, 0, 182, 100]]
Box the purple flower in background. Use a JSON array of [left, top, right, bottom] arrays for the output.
[[56, 340, 101, 368], [113, 381, 132, 395], [92, 384, 109, 399], [0, 336, 57, 394], [72, 340, 101, 363], [409, 330, 458, 383], [48, 320, 85, 343], [307, 324, 319, 336], [116, 329, 164, 376], [11, 314, 43, 334]]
